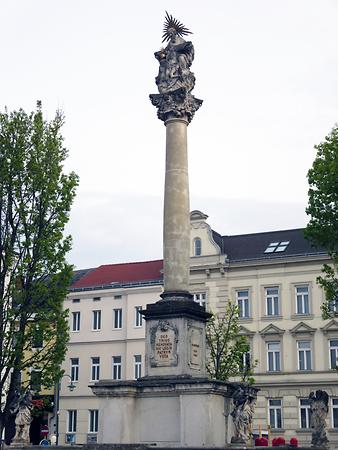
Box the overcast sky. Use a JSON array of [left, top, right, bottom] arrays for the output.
[[1, 0, 337, 269]]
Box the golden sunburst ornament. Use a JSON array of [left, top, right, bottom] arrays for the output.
[[162, 11, 192, 43]]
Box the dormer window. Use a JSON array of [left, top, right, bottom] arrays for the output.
[[264, 241, 290, 254], [194, 238, 202, 256]]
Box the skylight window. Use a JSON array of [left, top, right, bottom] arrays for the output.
[[264, 241, 290, 254]]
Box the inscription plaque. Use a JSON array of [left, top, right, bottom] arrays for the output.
[[188, 326, 202, 369], [150, 320, 178, 367]]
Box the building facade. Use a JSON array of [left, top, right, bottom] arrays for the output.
[[59, 212, 338, 447], [59, 261, 163, 445]]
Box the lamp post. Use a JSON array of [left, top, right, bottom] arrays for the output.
[[54, 374, 76, 445]]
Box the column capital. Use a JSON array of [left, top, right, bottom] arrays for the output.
[[149, 91, 202, 124]]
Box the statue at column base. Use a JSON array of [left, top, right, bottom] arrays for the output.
[[230, 383, 258, 445], [10, 390, 33, 446], [309, 389, 329, 448]]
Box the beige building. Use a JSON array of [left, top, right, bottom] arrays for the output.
[[59, 212, 338, 447]]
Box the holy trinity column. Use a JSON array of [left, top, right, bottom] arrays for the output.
[[92, 17, 232, 446]]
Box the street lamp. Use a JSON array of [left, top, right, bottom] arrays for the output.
[[54, 374, 76, 445]]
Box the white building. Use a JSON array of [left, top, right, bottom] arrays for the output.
[[59, 212, 338, 447], [59, 261, 163, 445]]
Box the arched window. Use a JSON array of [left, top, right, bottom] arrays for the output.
[[194, 238, 202, 256]]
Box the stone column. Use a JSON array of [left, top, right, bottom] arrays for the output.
[[147, 14, 206, 378], [163, 117, 190, 294]]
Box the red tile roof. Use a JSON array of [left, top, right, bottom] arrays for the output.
[[71, 259, 163, 289]]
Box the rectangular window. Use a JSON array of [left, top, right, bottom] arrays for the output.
[[264, 241, 290, 253], [267, 341, 281, 372], [31, 327, 43, 348], [297, 341, 312, 371], [194, 238, 202, 256], [92, 310, 101, 330], [300, 398, 311, 429], [112, 356, 122, 380], [333, 399, 338, 428], [193, 292, 207, 307], [30, 370, 42, 392], [93, 297, 101, 302], [70, 358, 79, 382], [236, 290, 250, 318], [72, 312, 80, 332], [91, 357, 100, 381], [113, 308, 123, 329], [330, 296, 338, 313], [329, 339, 338, 369], [269, 399, 282, 429], [265, 287, 280, 316], [134, 355, 142, 379], [295, 285, 310, 314], [135, 306, 143, 327], [67, 410, 77, 433], [240, 350, 251, 371], [88, 410, 99, 433], [72, 298, 80, 303]]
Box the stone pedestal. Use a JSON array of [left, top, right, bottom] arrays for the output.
[[143, 298, 209, 378], [92, 378, 231, 447]]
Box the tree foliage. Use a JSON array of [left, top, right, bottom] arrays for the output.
[[305, 125, 338, 318], [0, 102, 79, 437], [206, 302, 256, 383]]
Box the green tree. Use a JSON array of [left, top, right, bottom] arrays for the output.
[[206, 302, 256, 383], [0, 102, 79, 439], [305, 125, 338, 319]]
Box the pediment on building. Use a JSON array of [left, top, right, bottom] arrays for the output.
[[259, 323, 285, 337], [290, 322, 316, 336], [238, 325, 255, 337], [321, 319, 338, 335]]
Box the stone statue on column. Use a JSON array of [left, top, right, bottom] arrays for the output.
[[309, 389, 329, 448], [150, 12, 202, 123], [230, 383, 258, 444]]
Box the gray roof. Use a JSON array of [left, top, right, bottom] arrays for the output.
[[213, 228, 326, 262]]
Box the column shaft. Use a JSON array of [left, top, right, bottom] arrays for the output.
[[163, 118, 190, 294]]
